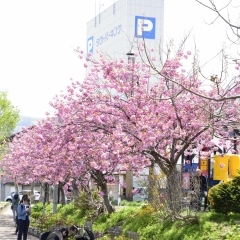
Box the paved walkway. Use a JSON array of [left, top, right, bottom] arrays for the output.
[[0, 204, 38, 240]]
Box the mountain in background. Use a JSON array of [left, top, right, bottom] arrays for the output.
[[14, 116, 42, 133]]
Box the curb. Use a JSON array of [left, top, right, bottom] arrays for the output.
[[28, 228, 41, 238], [0, 202, 10, 213]]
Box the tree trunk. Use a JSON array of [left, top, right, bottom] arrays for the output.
[[165, 168, 182, 214], [30, 182, 34, 195], [90, 170, 115, 214], [59, 185, 66, 205], [72, 183, 80, 199], [46, 183, 50, 203], [53, 184, 58, 213], [42, 183, 49, 215], [125, 170, 133, 201], [99, 182, 115, 214], [14, 178, 19, 192], [148, 163, 155, 203]]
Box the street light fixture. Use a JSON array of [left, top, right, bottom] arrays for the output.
[[126, 50, 135, 64]]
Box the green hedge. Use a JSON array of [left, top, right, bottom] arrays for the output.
[[208, 175, 240, 214]]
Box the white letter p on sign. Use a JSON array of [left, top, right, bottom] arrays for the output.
[[137, 19, 153, 36]]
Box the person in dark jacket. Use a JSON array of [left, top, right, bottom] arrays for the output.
[[14, 198, 30, 235], [190, 169, 208, 211], [11, 191, 20, 222], [46, 227, 68, 240], [17, 194, 31, 240]]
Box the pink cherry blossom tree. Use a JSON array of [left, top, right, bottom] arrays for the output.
[[41, 47, 238, 217], [2, 40, 240, 217], [69, 48, 240, 175], [1, 115, 138, 213]]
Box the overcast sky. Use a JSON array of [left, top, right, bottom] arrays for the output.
[[0, 0, 238, 118]]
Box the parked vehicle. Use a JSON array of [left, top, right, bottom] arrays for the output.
[[4, 190, 40, 203], [4, 192, 22, 202]]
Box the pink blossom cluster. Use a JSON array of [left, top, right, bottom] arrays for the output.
[[1, 47, 240, 189]]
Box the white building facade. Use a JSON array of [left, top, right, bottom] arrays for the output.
[[86, 1, 164, 202], [87, 0, 164, 60]]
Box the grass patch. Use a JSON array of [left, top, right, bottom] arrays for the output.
[[30, 202, 240, 239]]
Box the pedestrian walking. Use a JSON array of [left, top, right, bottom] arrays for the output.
[[190, 168, 208, 211], [11, 191, 20, 222]]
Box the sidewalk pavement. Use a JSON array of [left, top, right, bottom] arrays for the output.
[[0, 204, 39, 240]]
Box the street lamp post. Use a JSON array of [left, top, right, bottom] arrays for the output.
[[125, 50, 135, 201]]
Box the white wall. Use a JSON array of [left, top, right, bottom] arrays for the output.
[[87, 0, 164, 60]]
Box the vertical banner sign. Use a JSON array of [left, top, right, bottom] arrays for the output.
[[200, 158, 208, 176], [182, 172, 190, 190]]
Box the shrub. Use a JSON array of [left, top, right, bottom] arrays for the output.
[[58, 203, 75, 215], [74, 189, 105, 222], [208, 175, 240, 213]]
